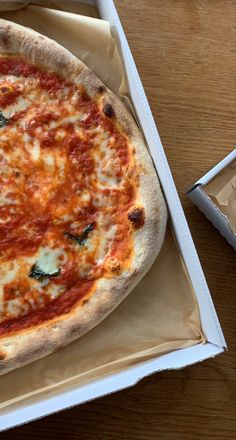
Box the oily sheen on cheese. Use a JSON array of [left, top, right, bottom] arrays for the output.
[[0, 55, 141, 335]]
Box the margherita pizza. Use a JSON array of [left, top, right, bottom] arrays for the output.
[[0, 19, 167, 375]]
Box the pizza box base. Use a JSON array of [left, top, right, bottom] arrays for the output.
[[188, 149, 236, 250], [0, 0, 226, 431]]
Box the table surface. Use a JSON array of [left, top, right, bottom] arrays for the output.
[[4, 1, 236, 439]]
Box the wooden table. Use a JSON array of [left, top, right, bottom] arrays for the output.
[[4, 1, 236, 438]]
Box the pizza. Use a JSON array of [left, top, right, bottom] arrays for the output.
[[0, 19, 167, 375]]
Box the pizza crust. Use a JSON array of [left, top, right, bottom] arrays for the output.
[[0, 18, 167, 375]]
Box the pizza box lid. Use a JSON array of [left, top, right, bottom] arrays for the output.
[[0, 0, 226, 431], [187, 149, 236, 251]]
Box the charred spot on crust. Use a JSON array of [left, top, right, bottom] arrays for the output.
[[82, 298, 89, 306], [103, 103, 115, 118], [97, 86, 105, 94], [128, 207, 145, 229]]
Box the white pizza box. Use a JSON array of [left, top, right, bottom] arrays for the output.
[[0, 0, 226, 431], [188, 149, 236, 250]]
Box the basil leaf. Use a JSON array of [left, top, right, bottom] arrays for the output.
[[29, 264, 61, 281], [65, 222, 95, 246], [0, 111, 9, 128]]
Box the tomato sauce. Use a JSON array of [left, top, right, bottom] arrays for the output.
[[0, 56, 137, 336], [0, 280, 93, 336], [0, 83, 21, 108], [26, 112, 59, 136], [0, 212, 51, 258], [0, 57, 69, 92]]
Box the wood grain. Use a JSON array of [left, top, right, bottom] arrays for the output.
[[3, 1, 236, 438]]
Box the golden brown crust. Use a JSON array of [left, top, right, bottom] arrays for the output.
[[0, 19, 167, 375], [0, 18, 85, 79]]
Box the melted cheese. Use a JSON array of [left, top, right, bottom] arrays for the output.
[[0, 247, 68, 319], [95, 225, 117, 264], [3, 96, 30, 119], [0, 192, 18, 206], [24, 135, 41, 162], [36, 246, 67, 274], [0, 262, 20, 315], [0, 59, 135, 327], [0, 262, 19, 287], [49, 114, 86, 129], [93, 132, 120, 188]]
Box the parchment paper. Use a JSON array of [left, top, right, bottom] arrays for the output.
[[0, 2, 204, 411], [205, 158, 236, 235]]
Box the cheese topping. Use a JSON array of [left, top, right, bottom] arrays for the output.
[[0, 55, 139, 334]]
